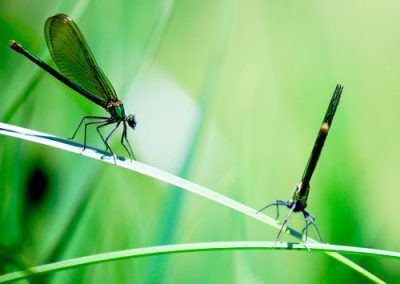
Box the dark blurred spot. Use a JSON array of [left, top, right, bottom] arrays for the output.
[[26, 166, 49, 205]]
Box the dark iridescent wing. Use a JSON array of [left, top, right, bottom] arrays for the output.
[[301, 84, 343, 187], [45, 14, 118, 107], [322, 84, 343, 126]]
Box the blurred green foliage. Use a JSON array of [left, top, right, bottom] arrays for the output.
[[1, 0, 400, 283]]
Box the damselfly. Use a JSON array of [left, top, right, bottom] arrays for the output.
[[258, 84, 343, 241], [10, 14, 136, 161]]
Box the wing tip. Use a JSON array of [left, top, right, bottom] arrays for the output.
[[48, 13, 73, 25]]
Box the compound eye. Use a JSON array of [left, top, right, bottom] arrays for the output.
[[127, 115, 136, 129]]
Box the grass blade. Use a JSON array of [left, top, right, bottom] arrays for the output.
[[0, 241, 396, 283], [0, 122, 385, 282]]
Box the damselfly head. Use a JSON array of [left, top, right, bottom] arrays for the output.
[[127, 114, 136, 129]]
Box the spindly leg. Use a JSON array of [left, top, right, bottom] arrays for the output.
[[121, 123, 135, 160], [102, 121, 121, 153], [302, 213, 310, 241], [257, 200, 289, 220], [301, 211, 322, 242], [96, 121, 118, 161], [82, 119, 110, 152], [70, 116, 109, 140], [275, 202, 297, 242]]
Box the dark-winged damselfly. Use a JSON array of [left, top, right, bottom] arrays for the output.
[[258, 84, 343, 242], [10, 14, 136, 161]]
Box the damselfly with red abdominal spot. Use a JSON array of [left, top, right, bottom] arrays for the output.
[[10, 14, 136, 162]]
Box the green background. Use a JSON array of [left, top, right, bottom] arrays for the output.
[[1, 0, 399, 282]]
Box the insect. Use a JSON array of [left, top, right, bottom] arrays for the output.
[[10, 14, 136, 161], [258, 84, 343, 241]]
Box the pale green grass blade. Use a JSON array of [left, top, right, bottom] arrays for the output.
[[1, 241, 397, 283], [0, 122, 385, 283]]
